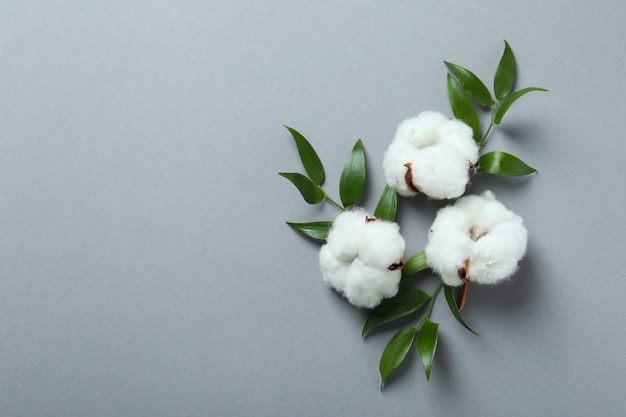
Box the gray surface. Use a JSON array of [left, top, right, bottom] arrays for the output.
[[1, 1, 624, 416]]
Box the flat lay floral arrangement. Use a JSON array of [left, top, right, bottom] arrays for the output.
[[279, 41, 546, 390]]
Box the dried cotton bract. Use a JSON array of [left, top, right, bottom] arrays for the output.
[[319, 209, 406, 308], [425, 191, 527, 287], [382, 111, 479, 199]]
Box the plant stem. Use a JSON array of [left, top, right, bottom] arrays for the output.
[[458, 280, 469, 311], [479, 105, 497, 147], [418, 281, 444, 330], [320, 188, 345, 211]]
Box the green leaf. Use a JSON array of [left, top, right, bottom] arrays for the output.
[[362, 289, 430, 336], [444, 61, 492, 107], [284, 126, 325, 185], [278, 172, 324, 204], [339, 139, 366, 207], [373, 185, 397, 222], [447, 73, 481, 143], [443, 284, 478, 335], [401, 249, 429, 278], [379, 327, 417, 390], [477, 151, 537, 176], [286, 221, 332, 241], [494, 87, 548, 124], [417, 319, 439, 380], [494, 40, 516, 100]]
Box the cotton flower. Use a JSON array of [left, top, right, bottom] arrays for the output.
[[425, 191, 527, 287], [383, 111, 479, 199], [319, 208, 406, 308]]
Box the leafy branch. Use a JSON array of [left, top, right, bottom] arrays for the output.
[[446, 40, 546, 176]]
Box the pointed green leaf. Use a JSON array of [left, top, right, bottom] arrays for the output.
[[444, 284, 478, 335], [494, 87, 548, 124], [379, 327, 417, 390], [417, 319, 439, 380], [373, 185, 397, 222], [494, 40, 516, 100], [286, 221, 332, 241], [339, 139, 366, 207], [447, 73, 481, 143], [401, 250, 429, 278], [477, 151, 537, 176], [444, 61, 492, 107], [362, 289, 430, 336], [284, 126, 325, 185], [278, 172, 324, 204]]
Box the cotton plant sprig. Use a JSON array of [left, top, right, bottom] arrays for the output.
[[278, 41, 546, 390]]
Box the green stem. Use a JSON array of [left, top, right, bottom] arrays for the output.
[[479, 104, 497, 147], [418, 281, 444, 330], [320, 188, 345, 211]]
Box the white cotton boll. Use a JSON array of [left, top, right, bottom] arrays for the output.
[[394, 111, 448, 148], [344, 259, 402, 308], [463, 191, 521, 234], [319, 244, 350, 293], [469, 221, 528, 285], [453, 192, 486, 214], [425, 191, 528, 287], [319, 209, 407, 308], [437, 118, 479, 163], [426, 205, 473, 286], [425, 228, 473, 287], [326, 208, 368, 262], [357, 220, 406, 270], [383, 111, 477, 200], [383, 141, 421, 197], [410, 144, 471, 199]]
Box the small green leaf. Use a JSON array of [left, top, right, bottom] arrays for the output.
[[373, 185, 397, 222], [278, 172, 324, 204], [286, 221, 332, 241], [444, 61, 492, 107], [478, 151, 537, 176], [494, 87, 548, 124], [362, 289, 430, 336], [447, 73, 481, 143], [443, 284, 478, 335], [417, 319, 439, 380], [379, 327, 417, 390], [284, 126, 325, 185], [401, 250, 429, 278], [494, 40, 516, 100], [339, 139, 366, 207]]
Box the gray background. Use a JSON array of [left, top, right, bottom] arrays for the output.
[[1, 1, 624, 416]]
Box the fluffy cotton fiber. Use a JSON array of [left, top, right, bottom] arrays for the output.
[[382, 111, 479, 199], [425, 191, 527, 287], [319, 209, 406, 308]]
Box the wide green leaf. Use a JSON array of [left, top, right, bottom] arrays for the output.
[[478, 151, 537, 176], [286, 221, 332, 241], [443, 284, 478, 335], [339, 139, 366, 207], [417, 319, 439, 380], [494, 40, 516, 100], [284, 126, 325, 185], [447, 73, 481, 143], [373, 185, 397, 222], [278, 172, 324, 204], [379, 327, 417, 390], [362, 288, 430, 336], [493, 87, 548, 124], [444, 61, 492, 107], [401, 250, 429, 278]]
